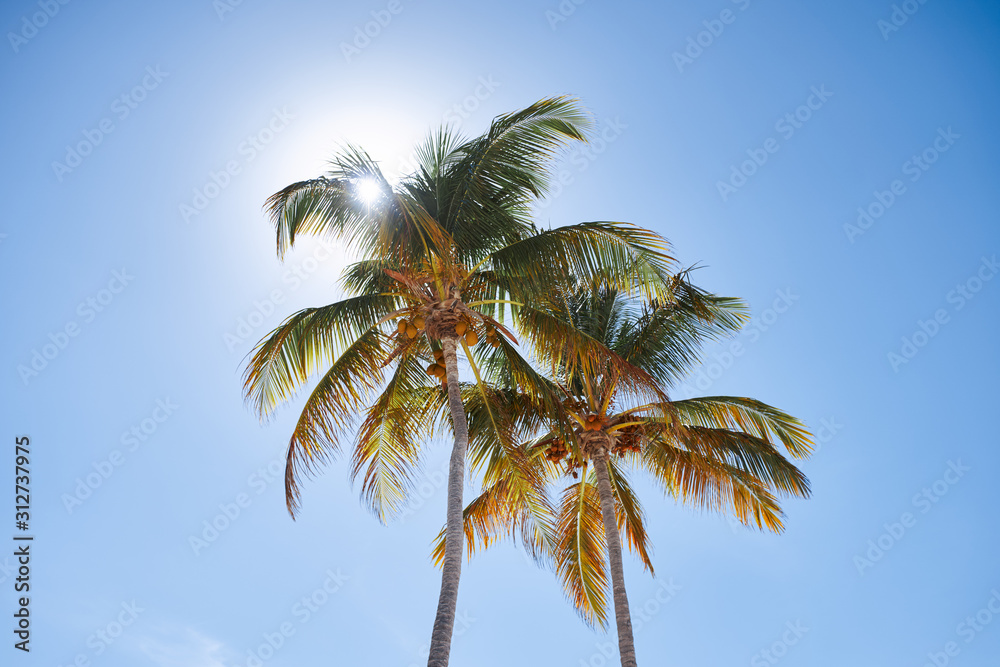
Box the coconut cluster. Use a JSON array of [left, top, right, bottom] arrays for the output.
[[396, 316, 425, 339], [482, 324, 502, 348], [541, 438, 587, 478], [612, 425, 642, 457], [581, 414, 606, 431], [398, 307, 505, 351], [425, 348, 449, 386], [544, 438, 569, 462]]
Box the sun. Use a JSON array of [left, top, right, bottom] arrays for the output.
[[356, 178, 382, 205]]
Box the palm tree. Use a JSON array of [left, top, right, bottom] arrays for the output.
[[436, 275, 813, 666], [241, 98, 679, 667]]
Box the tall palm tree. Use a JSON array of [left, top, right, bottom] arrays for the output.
[[242, 98, 679, 667], [435, 275, 813, 666]]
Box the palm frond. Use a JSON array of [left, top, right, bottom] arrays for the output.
[[517, 304, 668, 405], [555, 470, 611, 628], [671, 425, 811, 499], [282, 327, 389, 516], [430, 457, 556, 567], [670, 396, 814, 459], [441, 97, 592, 259], [242, 294, 399, 419], [351, 354, 446, 522], [266, 144, 453, 265], [605, 457, 654, 572], [643, 433, 788, 532], [614, 287, 749, 386], [489, 221, 677, 302]]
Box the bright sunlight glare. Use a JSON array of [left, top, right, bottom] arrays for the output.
[[356, 178, 382, 205]]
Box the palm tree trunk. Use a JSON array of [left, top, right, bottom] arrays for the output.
[[594, 450, 638, 667], [427, 337, 469, 667]]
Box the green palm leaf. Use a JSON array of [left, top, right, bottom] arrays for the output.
[[351, 354, 448, 522], [281, 327, 390, 515], [243, 294, 398, 420]]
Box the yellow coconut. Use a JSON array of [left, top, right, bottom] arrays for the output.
[[406, 324, 419, 339], [465, 330, 479, 346], [397, 320, 408, 334], [414, 316, 426, 330], [433, 365, 447, 378], [433, 349, 444, 361], [426, 363, 440, 376], [454, 321, 468, 336]]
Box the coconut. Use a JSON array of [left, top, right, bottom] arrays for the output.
[[433, 349, 444, 361], [465, 330, 479, 346], [397, 320, 408, 334], [406, 324, 419, 339], [414, 316, 426, 330], [426, 363, 440, 376], [454, 321, 468, 336]]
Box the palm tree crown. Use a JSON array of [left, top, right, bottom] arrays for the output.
[[441, 276, 813, 666], [242, 97, 679, 667]]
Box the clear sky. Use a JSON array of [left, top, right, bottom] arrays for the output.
[[2, 1, 999, 666]]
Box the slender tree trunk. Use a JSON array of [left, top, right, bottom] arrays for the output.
[[427, 337, 469, 667], [594, 450, 638, 667]]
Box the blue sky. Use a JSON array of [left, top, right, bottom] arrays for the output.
[[2, 1, 998, 665]]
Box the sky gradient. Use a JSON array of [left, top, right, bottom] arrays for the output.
[[2, 1, 999, 666]]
